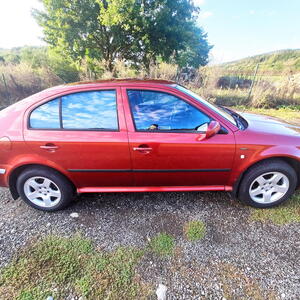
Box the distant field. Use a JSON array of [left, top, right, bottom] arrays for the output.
[[220, 49, 300, 74]]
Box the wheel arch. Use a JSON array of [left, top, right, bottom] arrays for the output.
[[232, 156, 300, 198], [8, 164, 76, 200]]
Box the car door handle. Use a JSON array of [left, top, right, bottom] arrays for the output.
[[40, 144, 59, 151], [133, 145, 152, 152]]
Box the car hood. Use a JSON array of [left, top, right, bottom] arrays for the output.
[[239, 112, 300, 137]]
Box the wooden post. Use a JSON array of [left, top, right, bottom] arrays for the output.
[[247, 63, 259, 100], [1, 73, 10, 104]]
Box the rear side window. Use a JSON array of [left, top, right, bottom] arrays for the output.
[[62, 90, 118, 130], [30, 98, 60, 129], [29, 90, 118, 131]]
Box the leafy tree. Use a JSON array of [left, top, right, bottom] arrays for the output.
[[34, 0, 212, 72]]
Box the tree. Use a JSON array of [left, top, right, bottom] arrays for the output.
[[34, 0, 212, 72]]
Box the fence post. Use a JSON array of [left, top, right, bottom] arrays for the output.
[[247, 63, 259, 101], [1, 73, 10, 104]]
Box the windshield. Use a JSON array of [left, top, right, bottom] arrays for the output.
[[175, 85, 237, 126]]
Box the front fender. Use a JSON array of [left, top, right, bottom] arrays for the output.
[[228, 145, 300, 194]]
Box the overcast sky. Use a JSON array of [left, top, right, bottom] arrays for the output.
[[0, 0, 299, 63]]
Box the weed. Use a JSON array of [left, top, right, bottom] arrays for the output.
[[184, 220, 206, 241], [149, 233, 175, 256]]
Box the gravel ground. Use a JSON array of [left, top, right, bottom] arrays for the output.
[[0, 187, 299, 299]]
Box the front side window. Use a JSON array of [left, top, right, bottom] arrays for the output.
[[175, 85, 237, 126], [30, 98, 60, 129], [62, 90, 118, 130], [29, 90, 118, 130], [127, 90, 210, 132]]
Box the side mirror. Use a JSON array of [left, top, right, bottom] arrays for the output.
[[206, 120, 221, 139]]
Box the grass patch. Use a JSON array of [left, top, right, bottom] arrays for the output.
[[233, 105, 300, 124], [0, 235, 150, 299], [250, 192, 300, 225], [184, 220, 206, 241], [149, 233, 175, 256]]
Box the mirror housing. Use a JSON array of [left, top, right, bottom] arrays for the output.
[[206, 120, 221, 139]]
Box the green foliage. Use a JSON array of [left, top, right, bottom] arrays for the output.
[[222, 49, 300, 74], [33, 0, 212, 71], [47, 49, 80, 82], [250, 192, 300, 225], [0, 235, 148, 299], [184, 220, 206, 241], [149, 233, 175, 256]]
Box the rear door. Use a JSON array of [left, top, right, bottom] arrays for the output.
[[23, 87, 133, 188], [122, 87, 236, 187]]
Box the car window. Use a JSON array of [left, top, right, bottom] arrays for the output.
[[61, 90, 118, 130], [175, 85, 237, 126], [127, 90, 210, 132], [30, 98, 60, 129]]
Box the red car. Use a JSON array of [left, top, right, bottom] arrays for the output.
[[0, 79, 299, 211]]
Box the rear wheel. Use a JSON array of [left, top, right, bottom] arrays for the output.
[[238, 160, 297, 208], [17, 167, 74, 211]]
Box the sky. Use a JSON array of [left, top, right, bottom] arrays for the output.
[[0, 0, 299, 63], [195, 0, 300, 63]]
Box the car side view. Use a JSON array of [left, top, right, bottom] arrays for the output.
[[0, 79, 299, 211]]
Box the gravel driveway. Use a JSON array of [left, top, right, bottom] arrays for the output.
[[0, 187, 299, 299]]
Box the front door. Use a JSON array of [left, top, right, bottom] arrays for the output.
[[122, 87, 235, 187], [23, 88, 133, 188]]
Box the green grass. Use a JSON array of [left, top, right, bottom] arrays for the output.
[[233, 105, 300, 124], [149, 233, 175, 256], [0, 235, 150, 299], [221, 49, 300, 73], [250, 192, 300, 225], [184, 220, 206, 241]]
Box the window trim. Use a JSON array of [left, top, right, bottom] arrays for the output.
[[126, 89, 214, 134], [28, 89, 120, 132]]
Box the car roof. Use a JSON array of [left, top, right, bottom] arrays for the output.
[[65, 78, 177, 87], [10, 78, 178, 110]]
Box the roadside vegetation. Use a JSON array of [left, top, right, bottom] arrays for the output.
[[0, 230, 204, 299], [1, 48, 300, 117], [250, 192, 300, 225], [232, 105, 300, 124], [0, 235, 151, 300]]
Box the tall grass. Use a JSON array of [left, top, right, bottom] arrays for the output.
[[0, 59, 300, 110], [0, 62, 62, 109]]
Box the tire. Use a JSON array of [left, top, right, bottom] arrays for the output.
[[238, 159, 297, 208], [16, 166, 74, 211]]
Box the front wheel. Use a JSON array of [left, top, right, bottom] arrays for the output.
[[16, 167, 74, 211], [238, 160, 297, 208]]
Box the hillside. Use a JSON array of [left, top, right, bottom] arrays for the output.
[[220, 49, 300, 74]]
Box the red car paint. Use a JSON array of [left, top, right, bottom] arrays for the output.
[[0, 79, 299, 196]]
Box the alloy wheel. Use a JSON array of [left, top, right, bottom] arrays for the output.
[[249, 172, 289, 204], [23, 176, 61, 208]]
